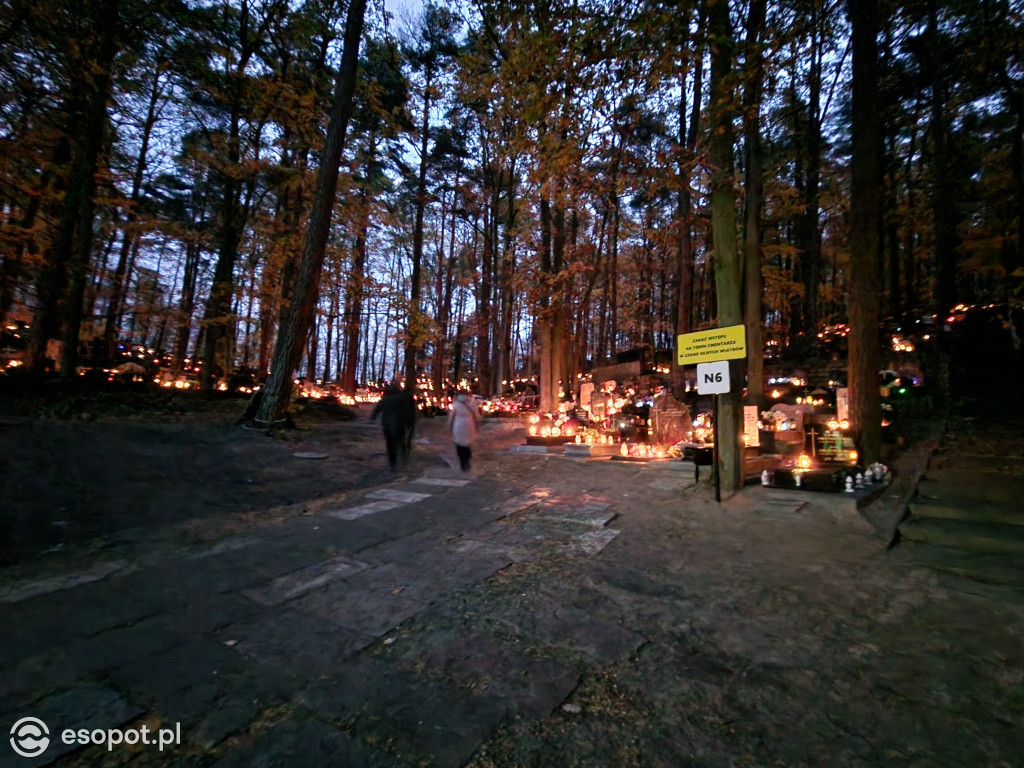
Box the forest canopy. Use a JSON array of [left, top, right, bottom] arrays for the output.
[[1, 0, 1021, 410]]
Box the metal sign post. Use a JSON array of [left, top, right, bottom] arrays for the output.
[[713, 395, 720, 502], [696, 361, 731, 504]]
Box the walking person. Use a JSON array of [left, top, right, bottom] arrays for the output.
[[447, 392, 481, 471], [372, 382, 417, 470]]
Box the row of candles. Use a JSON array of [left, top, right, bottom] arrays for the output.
[[619, 442, 669, 459]]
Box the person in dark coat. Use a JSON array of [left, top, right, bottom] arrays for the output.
[[372, 382, 417, 469]]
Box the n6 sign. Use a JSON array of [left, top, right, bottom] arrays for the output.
[[696, 361, 731, 395]]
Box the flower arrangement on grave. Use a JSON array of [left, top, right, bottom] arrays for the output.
[[758, 410, 789, 432], [686, 412, 714, 445]]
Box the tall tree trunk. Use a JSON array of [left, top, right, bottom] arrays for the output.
[[848, 0, 883, 466], [551, 198, 566, 401], [535, 186, 568, 411], [673, 1, 705, 398], [476, 183, 493, 396], [33, 0, 119, 376], [489, 172, 506, 391], [104, 67, 165, 359], [885, 133, 902, 320], [255, 0, 367, 426], [200, 0, 267, 390], [85, 231, 116, 331], [800, 4, 823, 335], [500, 165, 517, 388], [405, 62, 433, 392], [743, 0, 766, 408], [60, 0, 119, 376], [174, 239, 201, 371], [342, 182, 371, 394], [243, 265, 256, 364], [1, 154, 57, 329], [306, 304, 319, 381], [200, 109, 242, 390], [708, 0, 743, 492], [1009, 93, 1023, 273], [323, 273, 337, 382], [608, 198, 619, 358], [0, 164, 53, 331], [537, 193, 555, 413], [596, 217, 610, 362], [928, 0, 958, 317], [903, 118, 918, 313], [434, 177, 458, 396], [175, 180, 209, 369]]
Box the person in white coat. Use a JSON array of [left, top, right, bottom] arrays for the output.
[[447, 392, 482, 471]]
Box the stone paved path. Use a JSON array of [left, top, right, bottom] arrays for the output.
[[2, 420, 1023, 767], [0, 434, 649, 768]]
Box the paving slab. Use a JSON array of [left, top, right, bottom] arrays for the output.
[[412, 477, 471, 487], [0, 581, 161, 662], [0, 559, 138, 604], [110, 638, 246, 708], [333, 486, 525, 545], [293, 579, 432, 638], [345, 553, 513, 604], [213, 608, 373, 681], [543, 505, 616, 528], [366, 488, 433, 504], [1, 615, 188, 712], [325, 500, 404, 520], [113, 547, 308, 606], [310, 508, 432, 552], [10, 608, 249, 719], [574, 527, 621, 555], [242, 555, 370, 607], [448, 494, 627, 563], [186, 535, 259, 560], [484, 494, 540, 519], [447, 529, 539, 563], [140, 592, 265, 636], [352, 528, 453, 564]]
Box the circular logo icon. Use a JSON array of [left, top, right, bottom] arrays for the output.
[[10, 717, 50, 758]]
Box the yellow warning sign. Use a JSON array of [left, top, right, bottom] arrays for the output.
[[677, 324, 747, 366]]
